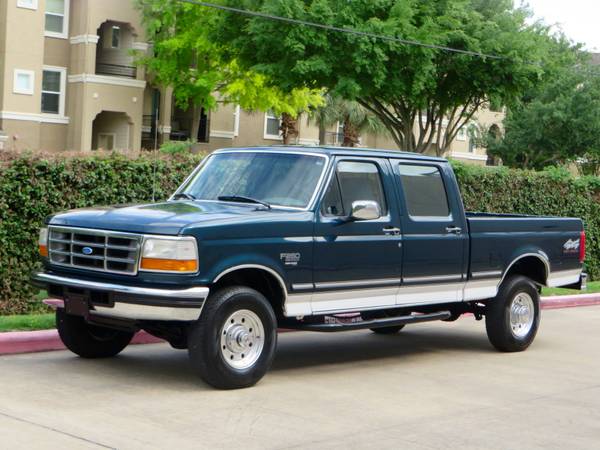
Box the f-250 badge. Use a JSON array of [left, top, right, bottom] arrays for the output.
[[563, 239, 580, 254], [280, 253, 301, 266]]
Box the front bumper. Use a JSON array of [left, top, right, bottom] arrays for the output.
[[32, 272, 209, 322]]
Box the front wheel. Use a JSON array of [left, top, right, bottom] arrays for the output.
[[485, 275, 540, 352], [56, 309, 134, 358], [188, 286, 277, 389]]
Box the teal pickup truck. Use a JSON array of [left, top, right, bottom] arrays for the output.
[[32, 147, 586, 389]]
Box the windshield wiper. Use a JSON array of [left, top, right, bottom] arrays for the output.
[[172, 192, 197, 201], [218, 195, 271, 209]]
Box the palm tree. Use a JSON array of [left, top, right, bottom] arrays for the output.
[[311, 95, 388, 147]]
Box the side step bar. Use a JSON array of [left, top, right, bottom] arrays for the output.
[[286, 311, 452, 333]]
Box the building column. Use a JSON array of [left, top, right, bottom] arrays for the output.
[[159, 86, 173, 143], [0, 130, 7, 151]]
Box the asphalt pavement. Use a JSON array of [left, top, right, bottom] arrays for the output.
[[1, 306, 599, 449]]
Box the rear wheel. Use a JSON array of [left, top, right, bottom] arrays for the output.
[[56, 309, 134, 358], [188, 286, 277, 389], [485, 275, 540, 352]]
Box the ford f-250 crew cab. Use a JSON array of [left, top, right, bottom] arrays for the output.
[[32, 147, 586, 389]]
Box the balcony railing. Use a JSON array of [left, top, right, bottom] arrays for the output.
[[96, 63, 137, 79]]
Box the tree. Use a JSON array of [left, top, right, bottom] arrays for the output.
[[487, 62, 600, 171], [135, 0, 324, 144], [213, 0, 557, 155], [311, 95, 388, 147]]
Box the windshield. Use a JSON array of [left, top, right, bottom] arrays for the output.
[[180, 152, 328, 209]]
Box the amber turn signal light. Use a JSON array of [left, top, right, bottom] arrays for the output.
[[140, 258, 198, 272]]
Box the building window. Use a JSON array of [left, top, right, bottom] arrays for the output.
[[264, 112, 282, 140], [45, 0, 69, 39], [17, 0, 38, 10], [13, 69, 34, 95], [111, 26, 121, 48], [456, 127, 467, 142], [41, 67, 66, 116]]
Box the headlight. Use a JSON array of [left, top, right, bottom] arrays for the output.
[[39, 228, 49, 257], [140, 236, 198, 273]]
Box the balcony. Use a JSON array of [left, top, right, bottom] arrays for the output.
[[95, 21, 139, 80], [95, 63, 136, 79]]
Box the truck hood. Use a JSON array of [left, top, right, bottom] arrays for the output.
[[47, 201, 279, 235]]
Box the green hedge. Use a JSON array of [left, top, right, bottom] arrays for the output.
[[0, 154, 597, 315], [0, 153, 202, 315]]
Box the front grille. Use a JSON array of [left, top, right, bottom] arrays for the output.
[[48, 226, 142, 275]]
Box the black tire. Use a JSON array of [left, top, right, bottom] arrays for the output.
[[485, 275, 540, 352], [56, 309, 134, 358], [370, 325, 405, 335], [188, 286, 277, 389]]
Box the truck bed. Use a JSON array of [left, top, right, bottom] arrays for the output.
[[466, 212, 584, 288]]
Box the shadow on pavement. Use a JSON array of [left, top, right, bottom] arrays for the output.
[[28, 325, 493, 389], [271, 326, 493, 371]]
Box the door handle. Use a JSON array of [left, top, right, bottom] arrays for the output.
[[383, 227, 401, 236], [445, 226, 462, 235]]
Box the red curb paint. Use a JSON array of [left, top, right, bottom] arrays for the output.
[[1, 294, 599, 356], [0, 330, 163, 356], [541, 293, 600, 310]]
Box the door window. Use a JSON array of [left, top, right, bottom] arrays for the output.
[[321, 161, 387, 217], [398, 164, 450, 217]]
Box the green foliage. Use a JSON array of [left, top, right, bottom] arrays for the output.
[[488, 62, 600, 170], [135, 0, 324, 117], [0, 154, 597, 315], [0, 152, 202, 315], [214, 0, 560, 154], [160, 139, 196, 155], [310, 94, 388, 147]]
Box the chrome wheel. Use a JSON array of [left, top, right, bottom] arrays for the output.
[[509, 292, 535, 338], [220, 309, 265, 370]]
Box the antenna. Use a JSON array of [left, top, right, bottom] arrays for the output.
[[151, 94, 160, 203]]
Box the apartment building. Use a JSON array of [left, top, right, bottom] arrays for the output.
[[0, 0, 501, 165]]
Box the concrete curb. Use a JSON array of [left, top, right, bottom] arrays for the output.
[[1, 294, 599, 356]]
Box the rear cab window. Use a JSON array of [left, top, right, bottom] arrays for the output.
[[397, 164, 450, 218]]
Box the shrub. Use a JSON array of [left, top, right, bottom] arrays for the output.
[[159, 140, 196, 155], [0, 152, 202, 314], [0, 154, 597, 315]]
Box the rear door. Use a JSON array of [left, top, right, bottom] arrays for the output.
[[391, 160, 468, 305], [310, 157, 403, 314]]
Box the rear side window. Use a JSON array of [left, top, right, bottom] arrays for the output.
[[321, 161, 387, 217], [398, 164, 450, 217]]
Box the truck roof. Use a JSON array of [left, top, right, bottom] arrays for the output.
[[213, 145, 448, 163]]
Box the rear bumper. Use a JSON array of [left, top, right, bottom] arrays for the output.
[[32, 272, 209, 322]]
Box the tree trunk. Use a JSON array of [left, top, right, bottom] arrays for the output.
[[280, 113, 299, 145], [342, 116, 360, 147]]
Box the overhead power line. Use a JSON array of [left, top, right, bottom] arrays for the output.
[[176, 0, 506, 60]]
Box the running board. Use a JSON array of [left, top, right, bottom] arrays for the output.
[[285, 311, 452, 333]]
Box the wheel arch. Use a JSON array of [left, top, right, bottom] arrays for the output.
[[500, 252, 550, 288], [211, 265, 288, 317]]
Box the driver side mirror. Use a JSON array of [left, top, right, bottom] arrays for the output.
[[350, 200, 381, 221]]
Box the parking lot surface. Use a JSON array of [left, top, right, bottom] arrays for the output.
[[1, 306, 599, 450]]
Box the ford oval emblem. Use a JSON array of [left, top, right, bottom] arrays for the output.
[[82, 247, 94, 255]]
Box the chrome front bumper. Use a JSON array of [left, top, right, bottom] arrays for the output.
[[32, 272, 209, 322]]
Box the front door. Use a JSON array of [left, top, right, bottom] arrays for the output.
[[311, 157, 403, 314], [391, 160, 468, 305]]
